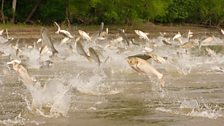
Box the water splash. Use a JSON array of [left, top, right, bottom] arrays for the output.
[[70, 70, 121, 95], [21, 48, 40, 69], [23, 78, 71, 118]]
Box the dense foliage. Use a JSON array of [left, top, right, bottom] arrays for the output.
[[1, 0, 224, 25]]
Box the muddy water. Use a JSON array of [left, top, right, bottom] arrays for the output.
[[0, 24, 224, 126]]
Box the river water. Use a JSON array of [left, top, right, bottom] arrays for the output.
[[0, 24, 224, 126]]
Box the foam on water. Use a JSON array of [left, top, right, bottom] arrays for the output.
[[156, 107, 222, 119], [156, 99, 222, 119], [180, 99, 199, 109], [0, 113, 46, 126], [0, 113, 26, 126]]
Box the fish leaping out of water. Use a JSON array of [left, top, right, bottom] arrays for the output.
[[173, 32, 181, 40], [187, 30, 193, 41], [118, 29, 130, 46], [180, 40, 198, 49], [162, 39, 173, 46], [146, 52, 167, 64], [5, 29, 14, 40], [134, 30, 150, 41], [0, 29, 4, 36], [11, 40, 22, 56], [128, 54, 152, 61], [41, 28, 58, 56], [173, 32, 183, 44], [127, 57, 165, 88], [76, 41, 90, 60], [98, 22, 108, 39], [98, 22, 104, 36], [54, 22, 74, 39], [88, 47, 101, 66], [76, 41, 101, 65], [7, 60, 34, 86], [128, 52, 167, 64], [99, 28, 108, 38], [78, 30, 91, 41], [221, 29, 224, 35], [198, 36, 214, 50]]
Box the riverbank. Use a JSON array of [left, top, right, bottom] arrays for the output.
[[0, 22, 221, 39]]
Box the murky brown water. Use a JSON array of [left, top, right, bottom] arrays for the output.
[[0, 24, 224, 126]]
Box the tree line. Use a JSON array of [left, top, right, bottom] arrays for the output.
[[1, 0, 224, 26]]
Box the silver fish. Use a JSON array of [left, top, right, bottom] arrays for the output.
[[41, 28, 58, 55], [127, 57, 165, 88], [89, 47, 101, 66], [118, 29, 130, 46], [76, 41, 90, 61], [7, 60, 34, 86], [128, 54, 152, 61], [98, 22, 104, 36]]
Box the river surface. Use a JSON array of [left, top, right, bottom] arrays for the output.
[[0, 24, 224, 126]]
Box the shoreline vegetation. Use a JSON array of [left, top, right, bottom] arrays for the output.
[[0, 0, 224, 27]]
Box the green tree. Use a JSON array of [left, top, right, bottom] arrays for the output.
[[165, 0, 199, 23], [199, 0, 224, 25], [35, 0, 66, 24], [0, 0, 224, 25]]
